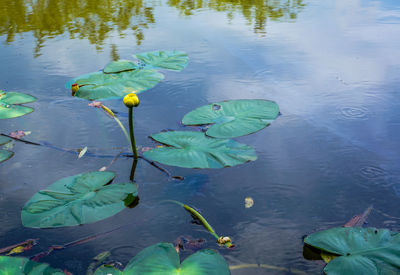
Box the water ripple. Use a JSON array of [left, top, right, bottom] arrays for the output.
[[340, 106, 369, 120], [360, 166, 387, 179]]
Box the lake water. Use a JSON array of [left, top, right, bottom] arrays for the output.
[[1, 0, 400, 274]]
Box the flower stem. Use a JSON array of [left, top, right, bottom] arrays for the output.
[[129, 107, 138, 160]]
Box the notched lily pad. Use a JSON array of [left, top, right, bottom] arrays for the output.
[[69, 70, 164, 100], [182, 99, 280, 138], [123, 243, 230, 275], [0, 256, 64, 274], [143, 131, 257, 169], [304, 227, 400, 275], [134, 50, 189, 71], [66, 50, 188, 100], [21, 171, 138, 228], [0, 90, 37, 119]]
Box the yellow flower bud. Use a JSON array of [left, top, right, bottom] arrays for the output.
[[123, 93, 140, 108], [71, 84, 79, 96]]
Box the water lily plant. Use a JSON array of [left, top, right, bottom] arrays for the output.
[[0, 90, 36, 119]]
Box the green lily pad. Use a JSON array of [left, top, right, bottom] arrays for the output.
[[21, 171, 137, 228], [304, 227, 400, 275], [143, 131, 257, 168], [104, 60, 138, 74], [134, 50, 189, 71], [0, 149, 14, 163], [0, 136, 12, 146], [124, 243, 230, 275], [69, 70, 164, 100], [0, 256, 64, 274], [0, 136, 13, 163], [0, 91, 36, 119], [182, 99, 280, 138], [94, 265, 122, 275]]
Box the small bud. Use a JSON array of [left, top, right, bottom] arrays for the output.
[[123, 93, 140, 108], [71, 84, 79, 96]]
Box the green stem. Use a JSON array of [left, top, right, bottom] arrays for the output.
[[161, 200, 233, 248], [128, 107, 138, 160]]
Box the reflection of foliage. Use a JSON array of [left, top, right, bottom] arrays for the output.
[[0, 0, 156, 57], [168, 0, 306, 34]]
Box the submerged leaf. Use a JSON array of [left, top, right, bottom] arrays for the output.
[[0, 91, 36, 119], [124, 243, 229, 275], [134, 50, 189, 71], [182, 99, 280, 138], [144, 131, 257, 168], [21, 171, 137, 228], [304, 227, 400, 275]]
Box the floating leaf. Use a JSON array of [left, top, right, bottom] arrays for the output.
[[78, 146, 88, 159], [103, 60, 138, 74], [344, 205, 373, 228], [134, 50, 189, 71], [0, 136, 11, 146], [124, 243, 229, 275], [304, 227, 400, 275], [88, 101, 103, 108], [94, 265, 122, 275], [0, 256, 63, 274], [0, 146, 12, 159], [182, 99, 280, 138], [0, 91, 36, 119], [0, 136, 13, 163], [0, 239, 38, 255], [9, 130, 30, 139], [244, 197, 254, 208], [69, 70, 164, 100], [21, 171, 137, 228], [144, 131, 257, 168]]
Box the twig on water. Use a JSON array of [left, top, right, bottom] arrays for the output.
[[0, 133, 41, 146]]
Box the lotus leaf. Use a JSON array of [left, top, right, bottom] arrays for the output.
[[124, 243, 230, 275], [182, 99, 280, 138], [0, 136, 14, 163], [68, 70, 164, 100], [143, 131, 257, 168], [0, 91, 36, 119], [304, 227, 400, 275], [103, 60, 138, 74], [134, 50, 189, 71], [21, 171, 137, 228], [0, 256, 64, 274]]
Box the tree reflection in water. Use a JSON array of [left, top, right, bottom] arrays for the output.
[[168, 0, 306, 34], [0, 0, 155, 57], [0, 0, 305, 57]]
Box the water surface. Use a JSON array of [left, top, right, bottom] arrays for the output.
[[1, 0, 400, 274]]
